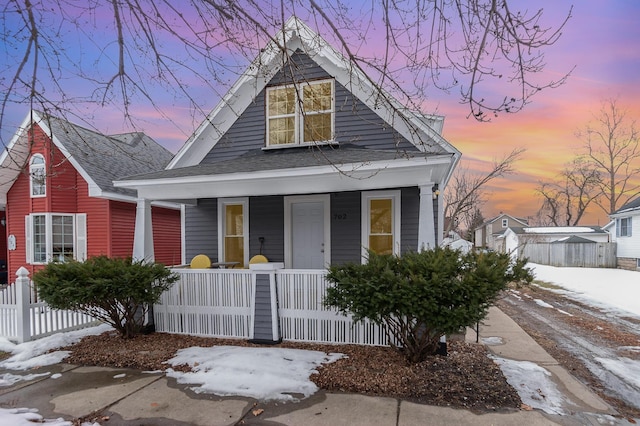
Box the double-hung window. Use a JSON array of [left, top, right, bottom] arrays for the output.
[[361, 191, 401, 260], [218, 198, 249, 267], [30, 154, 46, 197], [266, 79, 334, 146], [25, 213, 87, 264], [617, 217, 632, 237]]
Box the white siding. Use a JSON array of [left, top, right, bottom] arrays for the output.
[[615, 212, 640, 258]]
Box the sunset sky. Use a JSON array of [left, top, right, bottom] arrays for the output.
[[1, 1, 639, 226], [435, 1, 640, 225]]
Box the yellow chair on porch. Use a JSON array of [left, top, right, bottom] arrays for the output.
[[190, 254, 212, 269]]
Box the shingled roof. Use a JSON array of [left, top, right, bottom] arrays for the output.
[[0, 111, 173, 204], [119, 144, 426, 181], [41, 113, 173, 197]]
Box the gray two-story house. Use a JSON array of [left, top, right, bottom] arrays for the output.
[[116, 17, 460, 269]]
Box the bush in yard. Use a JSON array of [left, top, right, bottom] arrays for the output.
[[33, 256, 178, 338], [324, 247, 533, 363]]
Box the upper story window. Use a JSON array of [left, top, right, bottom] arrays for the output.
[[266, 79, 334, 147], [29, 154, 46, 197], [617, 217, 632, 237], [501, 218, 508, 228]]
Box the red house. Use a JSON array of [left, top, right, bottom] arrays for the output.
[[0, 111, 182, 283]]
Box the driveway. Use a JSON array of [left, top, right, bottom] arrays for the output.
[[496, 284, 640, 421]]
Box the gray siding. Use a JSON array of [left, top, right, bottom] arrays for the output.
[[401, 187, 420, 253], [183, 188, 425, 265], [249, 196, 285, 262], [184, 199, 218, 263], [202, 52, 419, 164], [253, 274, 274, 340], [330, 191, 361, 265]]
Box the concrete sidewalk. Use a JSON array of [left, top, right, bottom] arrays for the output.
[[0, 307, 622, 425]]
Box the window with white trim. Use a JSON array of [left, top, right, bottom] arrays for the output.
[[29, 154, 46, 197], [362, 191, 401, 260], [501, 218, 508, 228], [218, 198, 249, 267], [617, 217, 632, 237], [266, 79, 334, 146], [25, 213, 87, 264]]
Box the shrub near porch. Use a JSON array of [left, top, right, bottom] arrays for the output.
[[324, 248, 533, 363]]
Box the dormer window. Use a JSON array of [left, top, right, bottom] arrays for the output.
[[29, 154, 46, 197], [266, 79, 334, 147]]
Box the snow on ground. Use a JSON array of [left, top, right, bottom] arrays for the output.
[[0, 407, 72, 425], [0, 324, 111, 372], [529, 263, 640, 318], [490, 356, 568, 415], [165, 346, 344, 401], [1, 324, 344, 402]]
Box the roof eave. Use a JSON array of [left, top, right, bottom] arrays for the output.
[[116, 156, 453, 200]]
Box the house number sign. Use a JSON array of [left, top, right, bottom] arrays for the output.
[[8, 235, 16, 251], [333, 213, 348, 220]]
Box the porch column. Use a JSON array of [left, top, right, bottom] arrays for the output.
[[133, 198, 154, 263], [249, 262, 283, 344], [417, 185, 436, 250]]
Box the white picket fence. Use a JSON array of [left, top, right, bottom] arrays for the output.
[[0, 267, 100, 343], [158, 267, 391, 346]]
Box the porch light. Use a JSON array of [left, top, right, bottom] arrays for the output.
[[0, 218, 5, 227]]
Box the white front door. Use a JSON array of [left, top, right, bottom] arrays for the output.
[[292, 202, 324, 269], [285, 195, 330, 269]]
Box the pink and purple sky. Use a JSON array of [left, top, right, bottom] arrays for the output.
[[2, 1, 638, 226]]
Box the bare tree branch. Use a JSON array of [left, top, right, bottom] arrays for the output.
[[579, 99, 640, 215], [444, 147, 525, 233]]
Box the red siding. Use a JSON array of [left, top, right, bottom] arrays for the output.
[[48, 144, 78, 213], [109, 201, 136, 258], [0, 211, 7, 267], [152, 207, 182, 266], [5, 122, 182, 281], [77, 179, 110, 256], [6, 165, 32, 279]]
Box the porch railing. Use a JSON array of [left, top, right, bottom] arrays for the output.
[[276, 269, 390, 346], [155, 268, 254, 338], [161, 267, 391, 346], [0, 267, 100, 343]]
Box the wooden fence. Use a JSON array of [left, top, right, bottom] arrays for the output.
[[521, 242, 617, 268], [0, 267, 100, 343]]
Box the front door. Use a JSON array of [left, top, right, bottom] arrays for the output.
[[291, 201, 325, 269]]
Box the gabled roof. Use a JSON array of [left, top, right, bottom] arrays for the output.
[[168, 16, 460, 175], [611, 196, 640, 216], [0, 111, 172, 205], [551, 235, 596, 244], [476, 213, 528, 230]]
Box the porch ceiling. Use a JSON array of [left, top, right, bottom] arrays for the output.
[[114, 153, 454, 201]]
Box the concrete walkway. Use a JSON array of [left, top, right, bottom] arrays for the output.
[[0, 307, 625, 425]]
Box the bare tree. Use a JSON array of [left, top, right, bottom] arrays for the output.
[[535, 157, 600, 226], [1, 1, 571, 152], [579, 99, 640, 214], [444, 148, 525, 234]]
